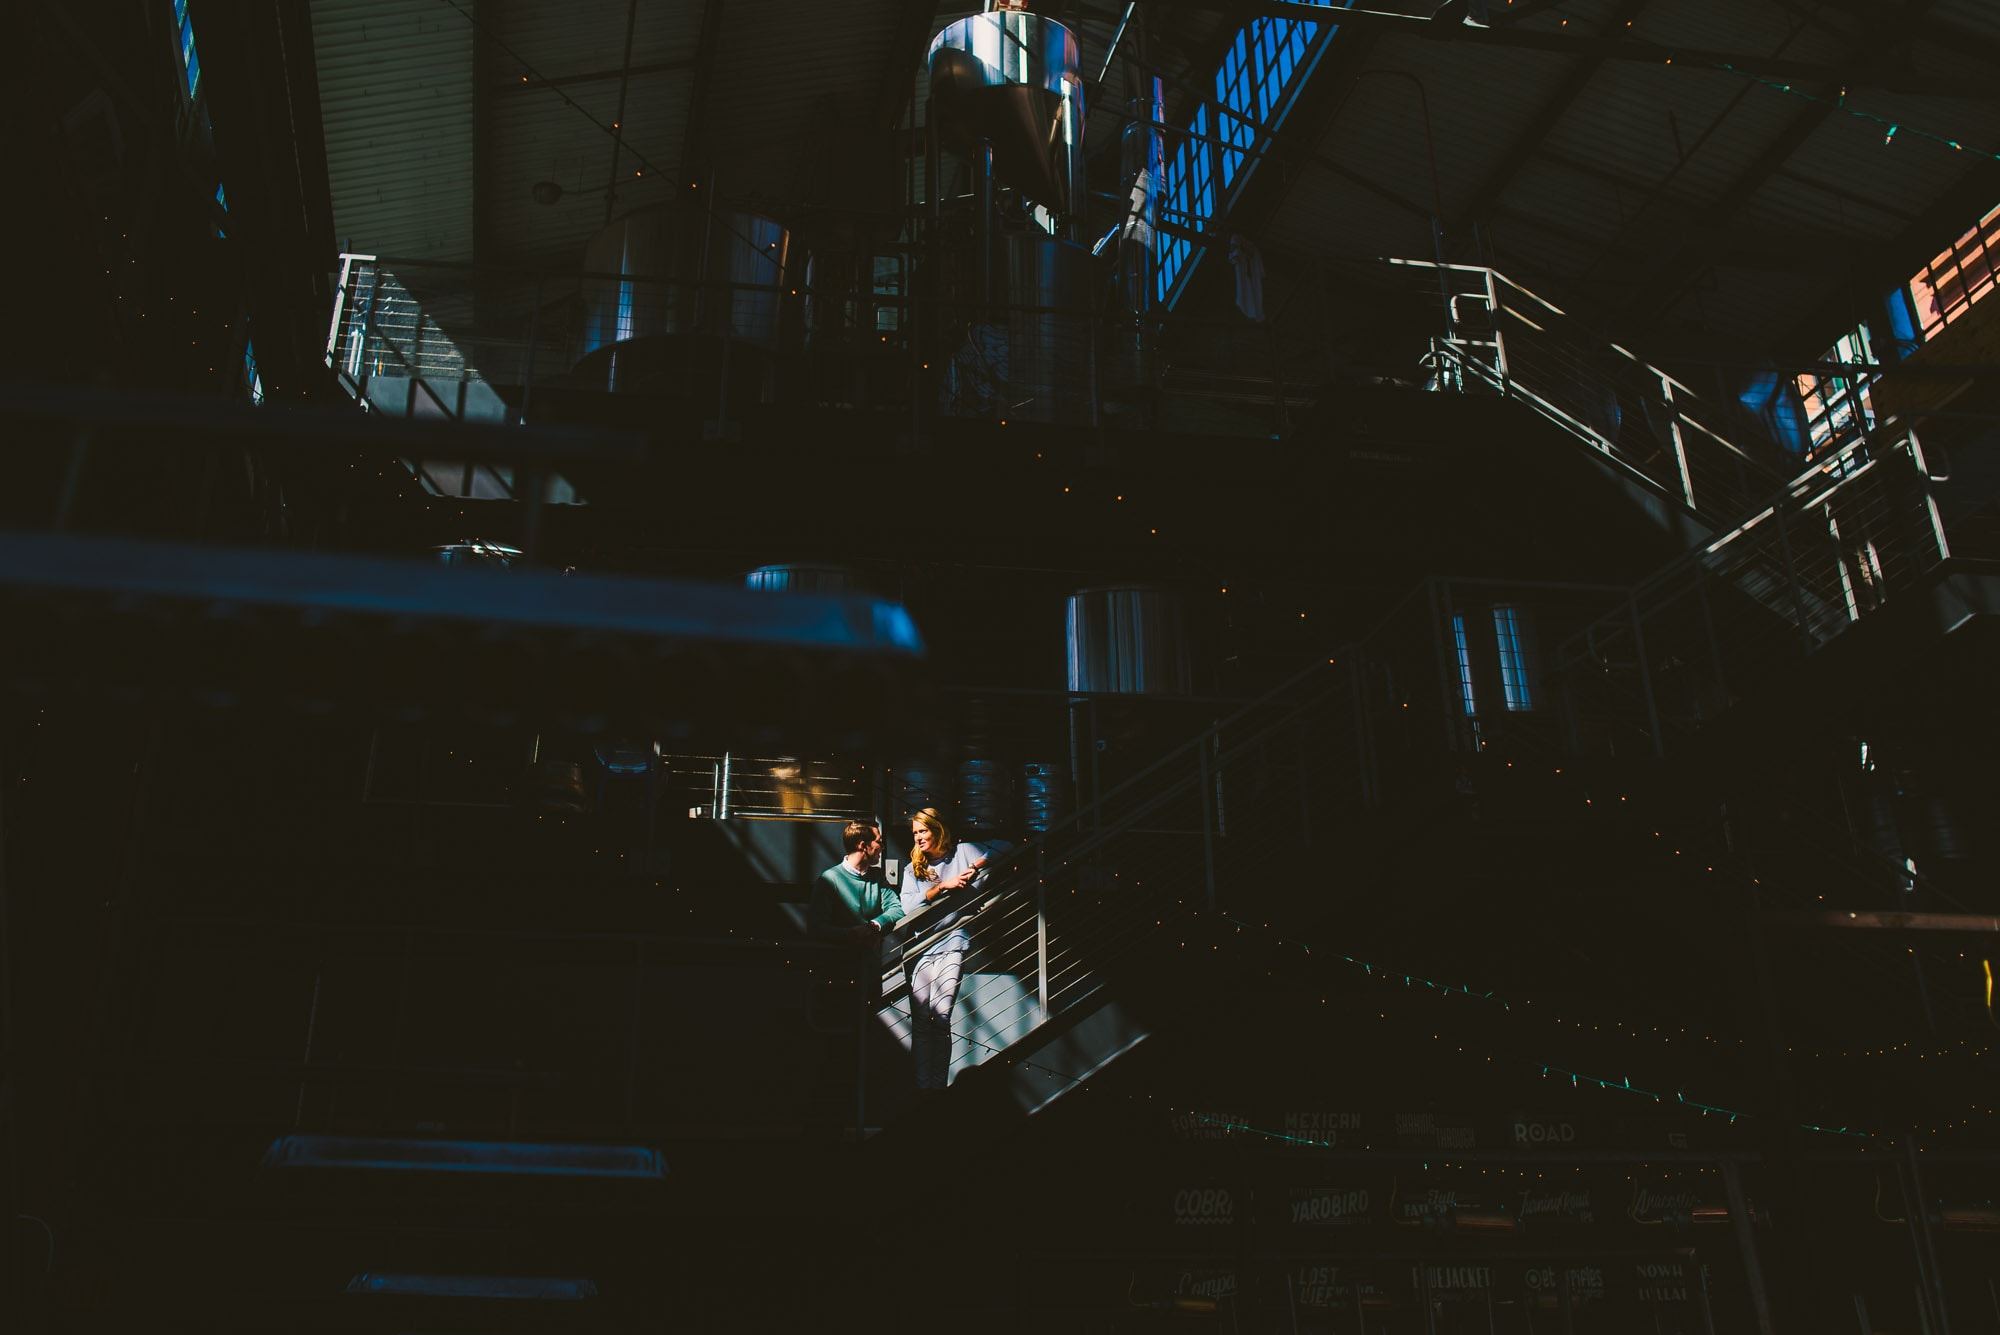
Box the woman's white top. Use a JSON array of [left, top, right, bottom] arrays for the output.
[[900, 840, 987, 956]]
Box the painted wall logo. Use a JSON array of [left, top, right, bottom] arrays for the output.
[[1510, 1114, 1581, 1147], [1176, 1269, 1238, 1301], [1413, 1264, 1492, 1294], [1290, 1264, 1352, 1310], [1173, 1187, 1239, 1225], [1635, 1259, 1693, 1302], [1282, 1111, 1362, 1147], [1629, 1184, 1707, 1223], [1168, 1111, 1247, 1141], [1285, 1187, 1372, 1226], [1525, 1266, 1606, 1304], [1517, 1187, 1595, 1224], [1394, 1183, 1462, 1223], [1393, 1111, 1476, 1149]]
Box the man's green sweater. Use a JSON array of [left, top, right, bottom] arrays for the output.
[[808, 861, 904, 939]]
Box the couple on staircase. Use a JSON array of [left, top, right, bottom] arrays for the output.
[[809, 807, 993, 1095]]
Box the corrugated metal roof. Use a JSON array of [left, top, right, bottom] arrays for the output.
[[1256, 0, 2000, 354], [313, 0, 477, 260], [487, 73, 687, 265], [1931, 0, 2000, 45], [307, 0, 2000, 359], [703, 0, 908, 201], [316, 0, 704, 266]]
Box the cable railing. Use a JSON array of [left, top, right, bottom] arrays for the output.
[[862, 645, 1381, 1101], [322, 249, 1328, 437], [1550, 429, 1952, 762], [1385, 258, 1799, 530]]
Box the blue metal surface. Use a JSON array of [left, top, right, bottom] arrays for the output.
[[0, 530, 924, 656], [261, 1134, 666, 1178]]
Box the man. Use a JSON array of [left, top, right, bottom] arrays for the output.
[[808, 821, 902, 946]]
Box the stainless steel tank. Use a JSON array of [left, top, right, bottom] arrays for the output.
[[576, 203, 791, 390], [897, 766, 956, 830], [744, 564, 855, 595], [1019, 760, 1065, 833], [432, 541, 522, 568], [1065, 586, 1192, 695], [942, 232, 1094, 424], [928, 11, 1087, 235]]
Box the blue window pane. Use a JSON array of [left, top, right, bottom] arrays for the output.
[[1493, 605, 1534, 711], [1453, 614, 1477, 716], [176, 0, 202, 98], [1156, 0, 1349, 308]]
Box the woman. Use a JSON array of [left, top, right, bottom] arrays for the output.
[[899, 807, 987, 1092]]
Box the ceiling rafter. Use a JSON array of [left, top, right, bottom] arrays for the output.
[[1451, 0, 1651, 233], [500, 58, 694, 96], [682, 0, 730, 185], [1789, 0, 2000, 72], [599, 0, 643, 225], [1622, 0, 1948, 332]]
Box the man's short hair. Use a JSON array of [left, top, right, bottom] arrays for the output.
[[842, 821, 880, 855]]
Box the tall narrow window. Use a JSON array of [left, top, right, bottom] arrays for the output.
[[1492, 604, 1536, 711], [1793, 323, 1876, 455], [173, 0, 202, 98], [243, 338, 264, 405], [1453, 613, 1477, 716], [1154, 0, 1347, 308], [615, 280, 636, 342]]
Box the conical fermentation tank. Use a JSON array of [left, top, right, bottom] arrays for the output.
[[927, 12, 1087, 236], [925, 11, 1096, 425], [575, 203, 792, 394]]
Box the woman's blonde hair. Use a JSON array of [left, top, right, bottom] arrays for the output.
[[908, 806, 956, 883]]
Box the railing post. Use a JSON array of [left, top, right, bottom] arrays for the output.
[[1660, 372, 1696, 510], [356, 262, 380, 403], [1036, 846, 1050, 1015], [1485, 268, 1509, 387], [324, 252, 356, 369], [1771, 503, 1816, 651], [1904, 429, 1953, 564], [1627, 593, 1666, 760], [1826, 508, 1862, 623]]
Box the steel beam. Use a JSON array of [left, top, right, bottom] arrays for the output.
[[1453, 0, 1651, 231], [1766, 910, 2000, 934]]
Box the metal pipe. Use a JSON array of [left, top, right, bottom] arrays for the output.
[[519, 276, 542, 425], [1628, 593, 1665, 760], [1197, 739, 1216, 909], [1036, 848, 1050, 1014], [980, 138, 995, 317], [1721, 1161, 1776, 1335]]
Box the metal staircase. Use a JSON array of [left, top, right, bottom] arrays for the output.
[[873, 659, 1355, 1115], [1393, 259, 1953, 664]]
